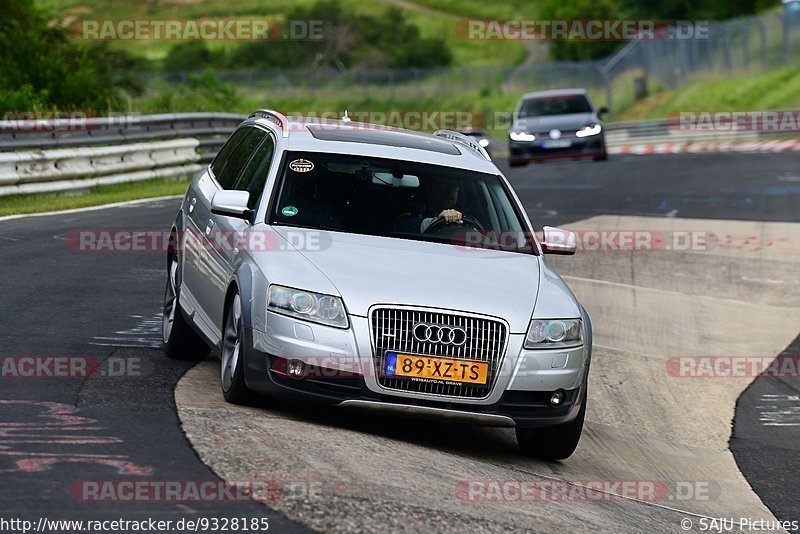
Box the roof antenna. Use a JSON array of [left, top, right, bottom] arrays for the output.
[[341, 110, 351, 122]]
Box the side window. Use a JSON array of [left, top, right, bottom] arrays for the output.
[[210, 127, 250, 178], [214, 128, 267, 190], [234, 135, 276, 209]]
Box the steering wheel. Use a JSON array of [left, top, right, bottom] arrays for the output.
[[423, 213, 484, 234]]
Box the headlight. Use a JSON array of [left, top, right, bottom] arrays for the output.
[[268, 285, 349, 328], [524, 319, 582, 349], [509, 131, 536, 142], [478, 138, 490, 147], [575, 124, 602, 137]]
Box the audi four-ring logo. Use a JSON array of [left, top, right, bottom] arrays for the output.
[[412, 323, 468, 346]]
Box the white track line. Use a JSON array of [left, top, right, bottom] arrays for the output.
[[0, 195, 182, 223]]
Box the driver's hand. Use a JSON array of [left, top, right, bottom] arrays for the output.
[[435, 209, 463, 224]]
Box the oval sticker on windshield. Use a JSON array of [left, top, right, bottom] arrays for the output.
[[281, 206, 298, 217], [289, 159, 314, 173]]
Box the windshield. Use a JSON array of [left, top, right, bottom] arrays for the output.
[[269, 151, 535, 253], [518, 94, 593, 117]]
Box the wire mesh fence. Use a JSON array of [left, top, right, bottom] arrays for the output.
[[143, 7, 800, 119]]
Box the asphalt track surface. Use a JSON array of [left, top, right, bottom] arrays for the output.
[[0, 200, 305, 531], [0, 151, 798, 532]]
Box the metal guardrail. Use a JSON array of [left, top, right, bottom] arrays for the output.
[[0, 113, 246, 197], [0, 139, 202, 196], [0, 112, 245, 155], [0, 111, 795, 196], [604, 119, 762, 146]]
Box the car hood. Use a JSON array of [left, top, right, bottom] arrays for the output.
[[514, 112, 596, 133], [274, 229, 540, 333]]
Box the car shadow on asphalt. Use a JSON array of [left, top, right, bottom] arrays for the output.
[[245, 394, 524, 459]]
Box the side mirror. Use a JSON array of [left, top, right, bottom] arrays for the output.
[[597, 106, 609, 119], [541, 226, 577, 255], [211, 190, 252, 220]]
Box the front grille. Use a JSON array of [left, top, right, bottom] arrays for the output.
[[370, 307, 508, 398], [534, 130, 577, 138]]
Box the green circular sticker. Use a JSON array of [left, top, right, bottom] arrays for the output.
[[281, 206, 298, 217]]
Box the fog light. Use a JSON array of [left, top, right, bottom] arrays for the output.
[[550, 389, 566, 407], [287, 359, 305, 380]]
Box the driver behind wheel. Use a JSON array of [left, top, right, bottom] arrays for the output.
[[394, 177, 463, 233]]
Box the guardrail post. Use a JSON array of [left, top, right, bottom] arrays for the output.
[[600, 66, 613, 122]]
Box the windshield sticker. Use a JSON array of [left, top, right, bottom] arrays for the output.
[[281, 206, 298, 217], [289, 159, 314, 173]]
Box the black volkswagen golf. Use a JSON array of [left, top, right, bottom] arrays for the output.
[[508, 88, 608, 165]]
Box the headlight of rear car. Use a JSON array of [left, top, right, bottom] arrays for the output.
[[575, 124, 602, 137], [268, 285, 349, 328], [524, 319, 582, 349], [509, 131, 536, 142]]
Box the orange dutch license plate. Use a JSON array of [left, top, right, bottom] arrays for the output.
[[387, 352, 488, 385]]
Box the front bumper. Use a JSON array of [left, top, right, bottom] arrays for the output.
[[509, 134, 605, 162], [241, 312, 590, 428]]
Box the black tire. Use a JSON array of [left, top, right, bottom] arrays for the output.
[[220, 291, 254, 405], [163, 250, 209, 361], [593, 152, 608, 161], [516, 389, 587, 461]]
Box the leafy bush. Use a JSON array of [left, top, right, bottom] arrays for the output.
[[138, 70, 243, 113], [163, 41, 218, 72], [0, 0, 144, 111], [217, 0, 452, 70]]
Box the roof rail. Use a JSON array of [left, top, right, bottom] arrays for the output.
[[433, 129, 491, 161], [248, 109, 290, 138]]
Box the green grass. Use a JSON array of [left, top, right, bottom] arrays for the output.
[[8, 65, 800, 216], [619, 66, 800, 121], [407, 0, 536, 19], [0, 176, 189, 217], [11, 13, 800, 217], [132, 65, 800, 138], [127, 70, 660, 136], [36, 0, 530, 66], [131, 86, 525, 134]]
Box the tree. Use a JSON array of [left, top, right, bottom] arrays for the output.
[[0, 0, 143, 110], [224, 0, 452, 70], [539, 0, 619, 61]]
